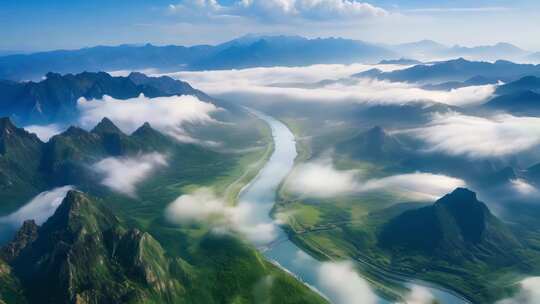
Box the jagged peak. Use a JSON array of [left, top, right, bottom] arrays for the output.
[[0, 117, 41, 144], [60, 125, 90, 137], [0, 220, 39, 262], [132, 122, 163, 138], [91, 117, 124, 135], [42, 190, 119, 236], [0, 117, 15, 129]]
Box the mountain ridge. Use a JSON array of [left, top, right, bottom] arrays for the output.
[[0, 71, 210, 124]]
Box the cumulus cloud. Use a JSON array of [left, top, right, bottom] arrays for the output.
[[168, 0, 388, 22], [77, 94, 221, 143], [165, 188, 278, 244], [317, 261, 377, 304], [285, 158, 464, 200], [0, 186, 73, 227], [165, 188, 225, 222], [24, 124, 64, 141], [286, 158, 360, 197], [92, 153, 168, 197], [166, 64, 496, 107], [407, 112, 540, 158], [497, 277, 540, 304]]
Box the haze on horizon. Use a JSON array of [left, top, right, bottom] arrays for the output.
[[2, 0, 540, 52]]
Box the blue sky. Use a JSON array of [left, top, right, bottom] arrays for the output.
[[2, 0, 540, 52]]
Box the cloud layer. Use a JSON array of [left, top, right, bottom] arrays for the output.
[[92, 153, 168, 197], [0, 186, 73, 228], [168, 0, 388, 22], [77, 94, 220, 143], [408, 112, 540, 158], [167, 64, 496, 107], [285, 158, 465, 200]]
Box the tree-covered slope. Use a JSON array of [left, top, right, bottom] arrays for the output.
[[0, 190, 328, 304]]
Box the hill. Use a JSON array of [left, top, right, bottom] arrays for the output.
[[485, 90, 540, 113], [374, 188, 535, 303], [379, 188, 521, 259], [484, 76, 540, 114]]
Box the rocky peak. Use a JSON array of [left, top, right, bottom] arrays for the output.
[[41, 190, 119, 238], [91, 117, 123, 135], [0, 220, 39, 263]]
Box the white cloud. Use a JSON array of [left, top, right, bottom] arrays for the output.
[[399, 286, 436, 304], [407, 112, 540, 158], [317, 261, 377, 304], [165, 64, 495, 107], [360, 172, 465, 201], [286, 158, 360, 197], [0, 186, 73, 227], [168, 0, 388, 21], [77, 94, 221, 143], [165, 188, 225, 222], [165, 188, 278, 244], [24, 124, 64, 141], [286, 158, 464, 200], [497, 277, 540, 304], [510, 179, 539, 198], [92, 153, 168, 197]]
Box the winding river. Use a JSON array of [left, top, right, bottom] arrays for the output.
[[238, 110, 469, 304]]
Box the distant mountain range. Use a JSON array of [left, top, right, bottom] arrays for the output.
[[389, 40, 529, 62], [0, 35, 395, 81], [355, 58, 540, 83], [0, 71, 210, 124], [0, 35, 537, 81]]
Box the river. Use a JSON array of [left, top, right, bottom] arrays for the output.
[[237, 110, 469, 304]]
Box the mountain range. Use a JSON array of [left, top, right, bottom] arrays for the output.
[[0, 35, 537, 81], [389, 40, 529, 62], [0, 71, 210, 124], [354, 58, 540, 83], [0, 116, 185, 214]]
